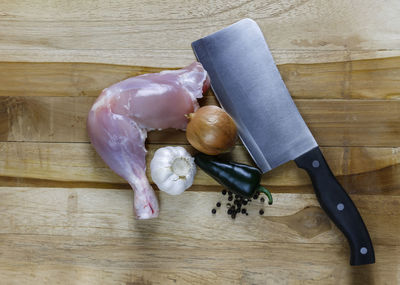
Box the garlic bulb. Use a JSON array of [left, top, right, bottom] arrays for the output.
[[150, 146, 196, 195]]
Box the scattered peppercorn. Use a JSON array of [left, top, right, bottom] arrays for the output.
[[215, 186, 272, 219]]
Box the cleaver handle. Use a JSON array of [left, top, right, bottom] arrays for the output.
[[294, 147, 375, 266]]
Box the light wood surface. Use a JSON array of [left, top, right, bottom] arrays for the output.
[[2, 95, 400, 146], [0, 1, 399, 284]]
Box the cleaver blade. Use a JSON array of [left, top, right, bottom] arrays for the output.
[[193, 18, 316, 173], [192, 18, 374, 266]]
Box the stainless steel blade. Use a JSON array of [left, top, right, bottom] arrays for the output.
[[192, 19, 317, 173]]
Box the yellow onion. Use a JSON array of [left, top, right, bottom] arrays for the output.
[[186, 105, 237, 155]]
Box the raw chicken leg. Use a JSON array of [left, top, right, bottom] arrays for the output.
[[87, 62, 209, 219]]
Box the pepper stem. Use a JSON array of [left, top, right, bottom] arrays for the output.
[[257, 185, 273, 205]]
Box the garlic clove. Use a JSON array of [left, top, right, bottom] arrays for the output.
[[185, 165, 196, 184], [151, 166, 173, 185], [170, 179, 187, 195], [158, 174, 185, 195], [157, 177, 176, 194]]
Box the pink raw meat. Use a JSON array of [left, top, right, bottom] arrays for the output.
[[87, 62, 210, 219]]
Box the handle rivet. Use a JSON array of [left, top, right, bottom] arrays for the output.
[[337, 203, 344, 211], [360, 247, 368, 255], [312, 160, 320, 168]]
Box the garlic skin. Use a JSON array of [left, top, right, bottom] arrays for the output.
[[150, 146, 196, 195]]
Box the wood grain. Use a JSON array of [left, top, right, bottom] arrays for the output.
[[0, 0, 400, 66], [0, 62, 167, 97], [281, 57, 400, 100], [1, 188, 399, 245], [1, 142, 399, 196], [2, 49, 400, 68], [0, 236, 397, 285], [0, 188, 399, 284], [2, 96, 399, 147], [1, 58, 400, 99]]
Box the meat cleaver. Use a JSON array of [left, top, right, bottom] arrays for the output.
[[192, 18, 374, 266]]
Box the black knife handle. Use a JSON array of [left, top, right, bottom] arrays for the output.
[[294, 147, 375, 265]]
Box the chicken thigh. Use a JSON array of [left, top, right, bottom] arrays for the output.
[[87, 62, 209, 219]]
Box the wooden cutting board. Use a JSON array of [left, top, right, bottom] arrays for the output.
[[1, 1, 400, 284]]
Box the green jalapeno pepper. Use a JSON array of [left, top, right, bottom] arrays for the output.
[[194, 153, 273, 204]]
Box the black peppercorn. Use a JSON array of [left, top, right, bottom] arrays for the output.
[[216, 202, 221, 207], [259, 209, 264, 215], [212, 209, 216, 214], [260, 197, 265, 203], [222, 189, 227, 195]]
